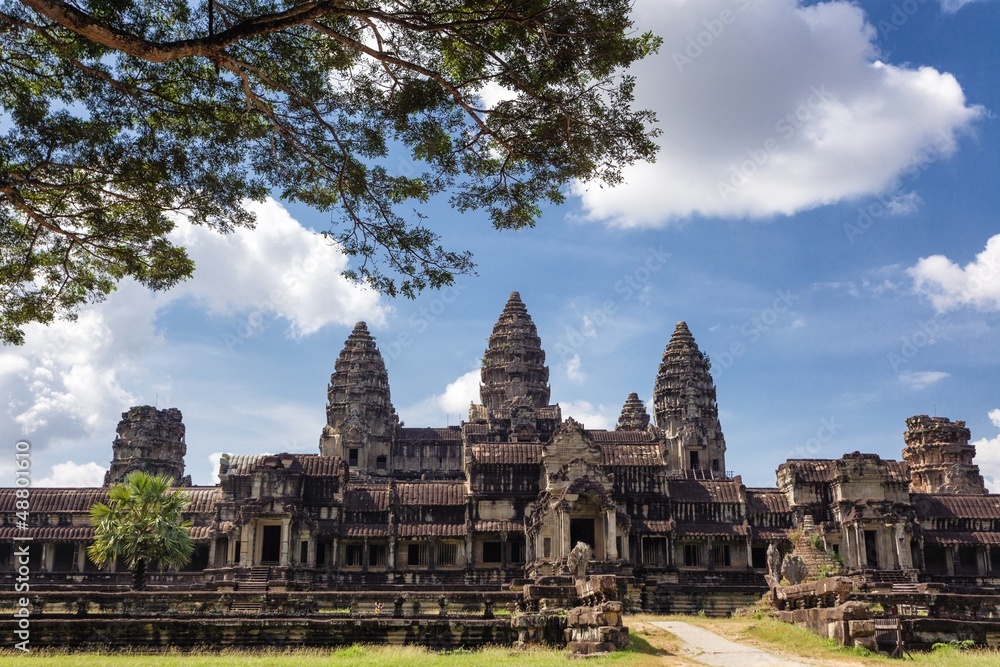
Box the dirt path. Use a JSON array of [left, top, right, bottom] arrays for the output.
[[650, 621, 816, 667]]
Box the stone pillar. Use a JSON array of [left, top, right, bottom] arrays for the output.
[[243, 524, 254, 566], [429, 539, 437, 572], [388, 536, 397, 572], [362, 538, 370, 573], [332, 537, 339, 567], [500, 532, 509, 569], [856, 524, 866, 568], [75, 544, 86, 572], [279, 519, 291, 566], [606, 510, 618, 560], [946, 547, 956, 576]]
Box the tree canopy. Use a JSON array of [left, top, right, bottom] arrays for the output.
[[88, 470, 194, 590], [0, 0, 659, 344]]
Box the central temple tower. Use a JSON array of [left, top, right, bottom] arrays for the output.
[[319, 322, 397, 473], [653, 321, 727, 474], [479, 291, 551, 412]]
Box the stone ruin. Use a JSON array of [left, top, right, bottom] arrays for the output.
[[3, 292, 1000, 652]]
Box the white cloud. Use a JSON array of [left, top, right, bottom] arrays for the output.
[[564, 354, 586, 383], [559, 400, 613, 430], [908, 234, 1000, 312], [1, 198, 387, 461], [170, 198, 388, 336], [402, 369, 481, 425], [36, 461, 107, 487], [939, 0, 987, 12], [898, 370, 950, 390], [973, 409, 1000, 493], [573, 0, 982, 225], [207, 452, 225, 484]]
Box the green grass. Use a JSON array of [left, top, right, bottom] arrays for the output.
[[670, 613, 1000, 667], [0, 636, 669, 667]]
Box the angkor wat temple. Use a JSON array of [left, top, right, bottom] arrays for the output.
[[3, 291, 1000, 617]]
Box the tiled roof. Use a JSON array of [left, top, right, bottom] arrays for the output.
[[0, 524, 213, 541], [0, 487, 215, 513], [883, 460, 910, 483], [0, 488, 108, 513], [923, 530, 1000, 546], [588, 430, 658, 444], [397, 523, 466, 537], [667, 480, 742, 504], [779, 460, 836, 483], [674, 522, 747, 538], [631, 519, 674, 533], [186, 487, 220, 513], [468, 443, 542, 465], [398, 427, 462, 442], [342, 523, 390, 538], [345, 485, 389, 511], [222, 453, 343, 476], [751, 527, 791, 541], [395, 482, 466, 506], [600, 444, 663, 466], [746, 489, 790, 514], [912, 494, 1000, 519], [0, 526, 94, 541], [475, 519, 523, 533]]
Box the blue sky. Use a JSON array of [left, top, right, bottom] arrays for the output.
[[3, 0, 1000, 490]]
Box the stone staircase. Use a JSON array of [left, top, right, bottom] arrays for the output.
[[791, 515, 843, 580], [235, 566, 270, 592]]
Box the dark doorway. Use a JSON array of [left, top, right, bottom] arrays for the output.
[[261, 525, 281, 564], [957, 546, 979, 575], [52, 543, 75, 571], [924, 545, 948, 575], [689, 451, 699, 469], [864, 530, 879, 568], [570, 518, 595, 551]]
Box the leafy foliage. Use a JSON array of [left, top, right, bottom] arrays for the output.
[[0, 0, 660, 343], [87, 470, 194, 590]]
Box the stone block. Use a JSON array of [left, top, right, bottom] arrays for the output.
[[848, 620, 875, 638]]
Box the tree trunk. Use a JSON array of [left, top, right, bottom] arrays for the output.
[[133, 559, 146, 591]]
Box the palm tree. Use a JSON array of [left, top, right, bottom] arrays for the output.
[[88, 471, 194, 590]]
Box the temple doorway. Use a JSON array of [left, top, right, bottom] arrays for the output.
[[261, 525, 282, 564], [570, 518, 595, 552]]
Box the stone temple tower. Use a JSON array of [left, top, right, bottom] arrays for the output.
[[902, 415, 987, 495], [616, 393, 651, 432], [105, 406, 191, 486], [479, 292, 551, 413], [653, 322, 727, 475], [319, 322, 397, 474]]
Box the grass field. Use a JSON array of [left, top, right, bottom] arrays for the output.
[[1, 616, 998, 666]]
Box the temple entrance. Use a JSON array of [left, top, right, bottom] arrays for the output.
[[261, 525, 282, 564], [570, 518, 595, 552], [864, 530, 879, 568]]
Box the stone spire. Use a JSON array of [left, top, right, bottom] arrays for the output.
[[480, 292, 551, 412], [319, 322, 397, 473], [902, 415, 987, 495], [653, 322, 726, 473], [105, 406, 191, 487], [616, 393, 650, 431]]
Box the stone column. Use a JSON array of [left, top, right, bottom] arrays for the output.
[[279, 519, 291, 566], [362, 538, 370, 573], [75, 544, 86, 572], [606, 510, 618, 560], [856, 524, 866, 568], [946, 546, 956, 575]]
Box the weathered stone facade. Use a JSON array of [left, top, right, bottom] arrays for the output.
[[3, 292, 1000, 618], [105, 406, 191, 487]]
